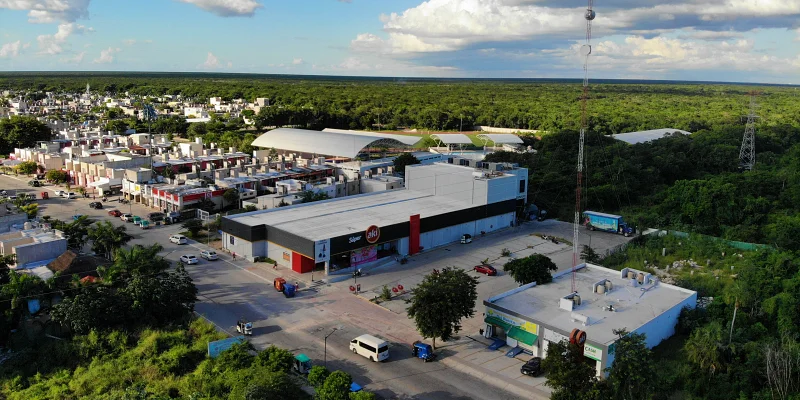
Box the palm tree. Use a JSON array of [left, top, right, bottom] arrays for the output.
[[112, 244, 170, 278], [87, 221, 132, 260], [684, 320, 725, 375]]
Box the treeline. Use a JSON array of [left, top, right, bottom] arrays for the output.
[[488, 120, 800, 249], [3, 74, 800, 133], [592, 233, 800, 400]]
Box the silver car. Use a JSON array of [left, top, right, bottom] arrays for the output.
[[200, 250, 218, 261], [179, 254, 199, 265]]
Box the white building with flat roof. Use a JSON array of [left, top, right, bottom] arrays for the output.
[[222, 160, 529, 274], [483, 263, 697, 377]]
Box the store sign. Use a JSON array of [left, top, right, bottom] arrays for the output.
[[348, 235, 362, 244], [366, 225, 380, 244], [283, 252, 290, 261], [543, 329, 568, 344], [314, 239, 330, 263], [485, 309, 538, 334], [584, 343, 602, 361]]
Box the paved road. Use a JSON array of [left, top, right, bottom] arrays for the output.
[[1, 175, 526, 400]]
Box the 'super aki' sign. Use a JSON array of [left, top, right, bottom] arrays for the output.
[[365, 225, 380, 244]]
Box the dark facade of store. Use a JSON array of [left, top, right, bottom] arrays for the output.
[[221, 198, 517, 263]]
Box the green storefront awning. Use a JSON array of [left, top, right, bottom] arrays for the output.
[[484, 316, 512, 332], [508, 327, 538, 346]]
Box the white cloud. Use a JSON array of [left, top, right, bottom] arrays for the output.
[[578, 35, 800, 75], [353, 0, 800, 57], [123, 39, 136, 45], [37, 23, 92, 55], [175, 0, 262, 17], [292, 58, 304, 65], [0, 41, 24, 58], [61, 51, 85, 63], [0, 0, 91, 23], [203, 52, 219, 68], [93, 47, 119, 63]]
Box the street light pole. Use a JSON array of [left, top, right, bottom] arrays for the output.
[[324, 327, 337, 367]]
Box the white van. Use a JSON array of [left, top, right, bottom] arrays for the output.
[[350, 334, 390, 362]]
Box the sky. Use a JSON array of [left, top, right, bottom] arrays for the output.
[[1, 0, 800, 83]]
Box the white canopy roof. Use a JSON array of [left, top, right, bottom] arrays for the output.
[[253, 128, 422, 159], [476, 134, 524, 144], [431, 134, 473, 145], [611, 128, 691, 144]]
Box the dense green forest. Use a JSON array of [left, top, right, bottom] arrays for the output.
[[3, 73, 799, 133]]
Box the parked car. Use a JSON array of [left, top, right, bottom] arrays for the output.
[[108, 209, 122, 217], [200, 250, 218, 260], [170, 234, 188, 245], [27, 180, 41, 187], [61, 192, 76, 199], [179, 254, 198, 265], [140, 220, 150, 229], [120, 213, 134, 222], [460, 234, 472, 244], [54, 190, 64, 197], [520, 357, 543, 376], [89, 202, 103, 209], [474, 264, 497, 276]]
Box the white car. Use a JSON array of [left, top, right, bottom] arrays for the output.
[[170, 234, 188, 245], [120, 213, 134, 222], [179, 254, 199, 265], [61, 192, 76, 199], [200, 250, 218, 261], [54, 190, 64, 197]]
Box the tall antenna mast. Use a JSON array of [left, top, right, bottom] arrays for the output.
[[572, 0, 595, 293], [738, 92, 759, 171]]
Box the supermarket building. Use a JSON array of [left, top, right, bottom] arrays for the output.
[[221, 160, 529, 274]]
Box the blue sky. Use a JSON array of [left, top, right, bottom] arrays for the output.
[[1, 0, 799, 83]]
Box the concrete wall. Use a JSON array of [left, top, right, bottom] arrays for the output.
[[631, 289, 697, 349], [14, 239, 67, 267], [266, 241, 294, 268], [222, 233, 260, 260], [0, 214, 30, 234], [486, 176, 517, 204], [417, 212, 514, 253]]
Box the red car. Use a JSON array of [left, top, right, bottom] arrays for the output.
[[107, 209, 122, 217], [474, 264, 497, 276]]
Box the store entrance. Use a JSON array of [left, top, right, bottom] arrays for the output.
[[330, 240, 399, 272]]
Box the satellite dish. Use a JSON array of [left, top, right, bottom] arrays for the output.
[[585, 9, 596, 21], [580, 44, 592, 56]]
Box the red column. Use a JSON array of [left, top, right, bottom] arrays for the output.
[[292, 252, 314, 273], [409, 214, 420, 255]]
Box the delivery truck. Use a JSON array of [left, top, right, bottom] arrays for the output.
[[583, 211, 635, 236]]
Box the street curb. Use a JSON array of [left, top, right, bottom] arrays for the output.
[[440, 355, 550, 400]]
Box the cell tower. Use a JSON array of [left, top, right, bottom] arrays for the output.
[[572, 0, 596, 293], [738, 92, 759, 171]]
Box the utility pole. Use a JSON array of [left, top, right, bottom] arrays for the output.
[[738, 92, 759, 171]]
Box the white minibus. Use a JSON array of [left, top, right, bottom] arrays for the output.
[[350, 334, 390, 362]]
